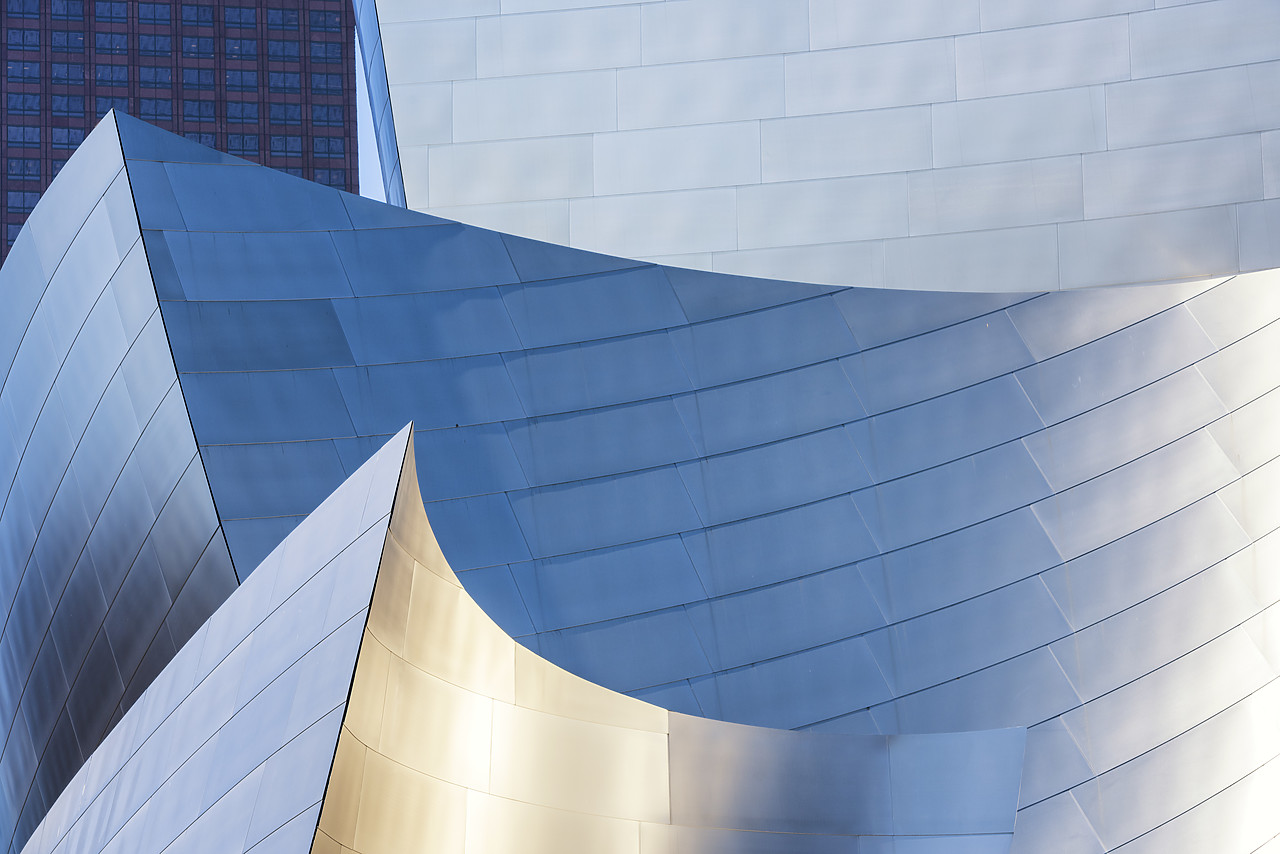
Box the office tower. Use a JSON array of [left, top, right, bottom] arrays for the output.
[[1, 110, 1278, 854], [0, 0, 355, 258]]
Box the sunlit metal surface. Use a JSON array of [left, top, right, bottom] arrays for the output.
[[18, 427, 409, 854], [358, 0, 1280, 290], [0, 115, 238, 854]]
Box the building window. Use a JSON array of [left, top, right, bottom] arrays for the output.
[[94, 64, 127, 86], [224, 6, 255, 27], [141, 98, 172, 121], [6, 93, 39, 115], [140, 66, 172, 88], [227, 101, 258, 123], [7, 158, 40, 181], [310, 73, 342, 95], [94, 0, 127, 22], [227, 134, 258, 156], [309, 41, 342, 63], [266, 8, 297, 29], [314, 168, 345, 187], [6, 29, 38, 50], [53, 63, 86, 84], [51, 0, 84, 20], [139, 34, 172, 56], [52, 30, 85, 52], [225, 38, 257, 59], [95, 32, 127, 53], [6, 224, 23, 246], [309, 10, 340, 31], [52, 94, 85, 116], [269, 134, 301, 157], [51, 127, 84, 148], [5, 0, 38, 18], [51, 159, 68, 177], [138, 2, 169, 24], [7, 191, 41, 213], [182, 99, 215, 122], [182, 67, 214, 89], [268, 71, 300, 92], [7, 61, 39, 83], [6, 126, 39, 147], [183, 131, 215, 146], [226, 70, 258, 91], [269, 103, 301, 125], [311, 105, 343, 127], [95, 95, 128, 117], [179, 2, 211, 26], [267, 39, 299, 61], [312, 137, 344, 158], [279, 166, 303, 177], [182, 36, 214, 57]]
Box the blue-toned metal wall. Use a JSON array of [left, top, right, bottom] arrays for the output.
[[0, 116, 237, 854], [110, 118, 1280, 852]]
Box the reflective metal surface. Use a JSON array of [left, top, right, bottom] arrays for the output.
[[360, 0, 1280, 289]]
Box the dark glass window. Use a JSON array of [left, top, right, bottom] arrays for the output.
[[182, 36, 214, 57], [312, 137, 344, 158], [182, 99, 215, 121], [6, 93, 39, 115], [140, 66, 172, 87], [227, 101, 258, 123], [227, 133, 258, 156], [183, 131, 215, 146], [314, 168, 345, 187], [269, 134, 301, 156], [138, 2, 169, 24], [224, 6, 255, 27], [139, 34, 171, 55], [7, 191, 40, 213], [141, 98, 172, 121], [225, 38, 257, 59], [52, 94, 84, 116], [267, 39, 299, 60], [226, 70, 258, 91], [182, 67, 214, 89], [270, 103, 301, 124], [95, 95, 128, 117], [311, 73, 342, 95], [268, 71, 300, 92], [94, 0, 127, 22], [311, 104, 344, 127], [180, 3, 212, 26], [266, 8, 297, 29], [7, 61, 40, 83], [309, 10, 340, 31], [51, 127, 84, 148], [279, 166, 303, 177], [51, 0, 84, 20], [6, 126, 39, 147], [310, 41, 342, 63], [7, 29, 38, 50], [7, 158, 39, 180], [53, 63, 86, 84], [51, 159, 68, 177], [52, 31, 85, 52], [95, 32, 127, 53], [94, 64, 127, 86], [5, 0, 38, 18]]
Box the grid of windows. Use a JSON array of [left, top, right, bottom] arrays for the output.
[[1, 0, 356, 260]]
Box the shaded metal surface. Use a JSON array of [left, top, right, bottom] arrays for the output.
[[0, 115, 237, 854], [360, 0, 1280, 290], [17, 426, 409, 854], [100, 117, 1280, 852], [312, 426, 1024, 854]]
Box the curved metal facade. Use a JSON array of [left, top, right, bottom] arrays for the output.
[[1, 115, 1277, 853], [362, 0, 1280, 289], [0, 116, 237, 854]]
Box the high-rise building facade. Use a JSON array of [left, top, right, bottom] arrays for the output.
[[0, 0, 356, 257]]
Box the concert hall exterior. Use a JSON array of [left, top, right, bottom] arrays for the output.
[[2, 2, 1280, 852]]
